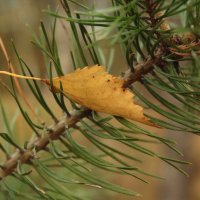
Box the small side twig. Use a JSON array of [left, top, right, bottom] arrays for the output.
[[0, 37, 45, 125]]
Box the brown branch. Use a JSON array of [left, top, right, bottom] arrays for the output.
[[0, 46, 166, 180], [0, 109, 91, 180], [123, 48, 164, 87], [122, 39, 200, 88], [0, 14, 198, 183], [146, 0, 157, 26], [1, 1, 198, 181]]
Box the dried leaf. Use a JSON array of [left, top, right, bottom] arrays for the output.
[[51, 65, 149, 124], [0, 65, 150, 124]]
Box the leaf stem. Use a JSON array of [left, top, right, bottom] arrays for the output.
[[0, 71, 43, 81]]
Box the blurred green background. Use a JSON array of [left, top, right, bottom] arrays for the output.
[[0, 1, 200, 200]]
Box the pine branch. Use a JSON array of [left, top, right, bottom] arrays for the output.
[[0, 45, 167, 181], [1, 2, 200, 198], [0, 109, 91, 180], [0, 38, 199, 181]]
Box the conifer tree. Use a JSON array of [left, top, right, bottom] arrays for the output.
[[0, 0, 200, 199]]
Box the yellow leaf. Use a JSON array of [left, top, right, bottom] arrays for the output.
[[0, 65, 150, 124], [51, 65, 149, 124]]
